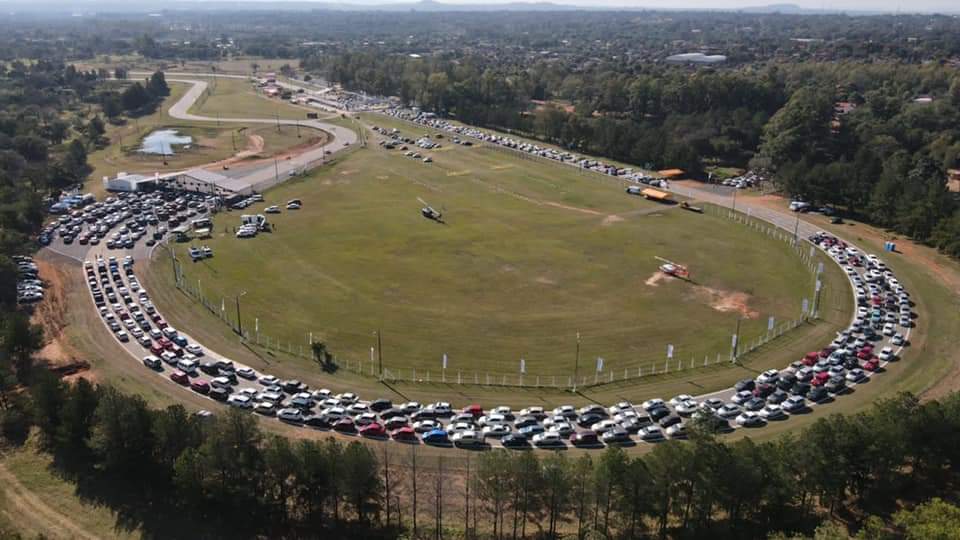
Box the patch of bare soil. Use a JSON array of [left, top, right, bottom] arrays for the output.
[[30, 261, 85, 368], [535, 276, 557, 285], [601, 214, 625, 226], [692, 287, 759, 318]]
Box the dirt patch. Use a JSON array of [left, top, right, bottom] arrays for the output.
[[31, 260, 84, 369], [543, 201, 604, 216], [340, 169, 358, 176], [692, 287, 759, 318], [535, 276, 557, 285], [376, 175, 389, 180], [602, 214, 625, 226]]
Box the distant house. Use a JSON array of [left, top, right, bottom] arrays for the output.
[[665, 53, 727, 65]]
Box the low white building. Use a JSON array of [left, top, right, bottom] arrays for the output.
[[103, 172, 157, 192]]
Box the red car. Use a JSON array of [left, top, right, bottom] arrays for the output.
[[812, 372, 830, 386], [863, 358, 880, 372], [857, 350, 874, 360], [170, 370, 190, 385], [462, 404, 483, 418], [190, 379, 210, 394], [391, 427, 418, 441], [819, 347, 834, 358], [802, 354, 819, 367], [360, 422, 386, 438], [150, 343, 164, 356]]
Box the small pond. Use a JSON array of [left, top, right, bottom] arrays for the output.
[[139, 129, 193, 155]]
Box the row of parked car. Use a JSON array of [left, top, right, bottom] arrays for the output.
[[15, 256, 44, 304], [385, 109, 645, 178]]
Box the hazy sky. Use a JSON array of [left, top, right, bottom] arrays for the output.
[[334, 0, 959, 12]]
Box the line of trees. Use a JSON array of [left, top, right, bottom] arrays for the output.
[[6, 374, 960, 539]]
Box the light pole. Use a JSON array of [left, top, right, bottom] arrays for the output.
[[374, 329, 383, 379], [572, 332, 581, 392], [235, 290, 247, 336], [793, 211, 801, 243]]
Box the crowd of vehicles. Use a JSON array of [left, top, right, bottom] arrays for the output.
[[41, 190, 219, 250], [76, 190, 912, 450], [15, 256, 44, 304]]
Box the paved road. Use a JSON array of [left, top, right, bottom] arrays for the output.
[[159, 77, 357, 190]]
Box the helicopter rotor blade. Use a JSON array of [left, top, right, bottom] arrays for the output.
[[417, 197, 429, 206]]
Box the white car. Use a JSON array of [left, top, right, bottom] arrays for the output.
[[736, 412, 765, 427], [452, 430, 483, 447], [254, 402, 277, 416], [413, 419, 440, 433], [757, 369, 780, 384], [264, 205, 281, 214], [665, 423, 687, 438], [142, 355, 161, 369], [186, 344, 204, 356], [481, 424, 511, 438], [891, 334, 906, 346], [258, 374, 279, 386], [844, 367, 865, 381], [668, 394, 693, 407], [731, 390, 754, 405], [278, 408, 304, 423], [237, 367, 256, 379], [758, 404, 786, 421], [674, 399, 700, 416], [878, 347, 895, 362], [211, 376, 233, 390], [228, 394, 253, 409], [641, 399, 665, 411], [532, 431, 565, 448]]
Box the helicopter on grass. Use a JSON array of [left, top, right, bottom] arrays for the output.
[[418, 197, 444, 223]]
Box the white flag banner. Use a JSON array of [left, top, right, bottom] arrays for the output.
[[442, 353, 448, 370], [809, 246, 815, 258], [221, 298, 225, 312], [520, 358, 526, 374], [667, 344, 674, 358], [596, 357, 604, 372], [732, 334, 739, 348], [802, 298, 810, 313], [817, 262, 824, 274], [816, 279, 822, 292], [768, 316, 775, 331], [256, 318, 260, 333]]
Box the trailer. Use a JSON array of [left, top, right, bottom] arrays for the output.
[[680, 201, 703, 213]]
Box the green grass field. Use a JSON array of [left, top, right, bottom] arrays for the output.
[[146, 121, 832, 381], [188, 77, 313, 120]]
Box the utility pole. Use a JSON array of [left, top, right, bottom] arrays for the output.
[[235, 291, 247, 336], [572, 332, 581, 392], [793, 211, 801, 243], [731, 187, 738, 213], [375, 329, 383, 379], [274, 158, 279, 183], [733, 318, 742, 361]]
